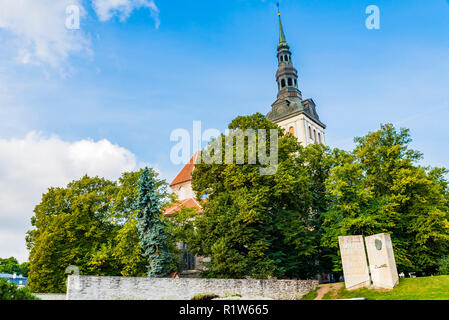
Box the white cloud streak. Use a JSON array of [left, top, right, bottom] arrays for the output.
[[0, 0, 90, 68], [92, 0, 160, 27], [0, 0, 160, 68]]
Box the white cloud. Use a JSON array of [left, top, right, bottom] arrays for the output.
[[92, 0, 160, 27], [0, 0, 90, 68], [0, 0, 160, 68], [0, 132, 144, 262]]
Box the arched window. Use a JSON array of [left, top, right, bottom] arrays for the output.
[[280, 56, 284, 62], [285, 55, 288, 62], [318, 133, 322, 144], [309, 126, 312, 139], [288, 78, 293, 86], [281, 79, 286, 88], [313, 130, 317, 143], [289, 126, 295, 136], [294, 79, 297, 87]]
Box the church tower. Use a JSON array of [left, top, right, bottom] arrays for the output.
[[267, 12, 326, 145]]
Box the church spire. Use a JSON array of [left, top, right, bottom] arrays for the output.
[[274, 11, 300, 100], [278, 13, 287, 46], [267, 8, 327, 143], [267, 9, 304, 122]]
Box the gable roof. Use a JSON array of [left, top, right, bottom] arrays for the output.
[[163, 197, 203, 216], [170, 152, 199, 187]]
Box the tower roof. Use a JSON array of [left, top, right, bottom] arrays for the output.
[[278, 13, 288, 46], [267, 11, 326, 129], [163, 197, 204, 216]]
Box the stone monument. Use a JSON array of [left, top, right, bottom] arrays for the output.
[[365, 233, 399, 289], [338, 235, 371, 290]]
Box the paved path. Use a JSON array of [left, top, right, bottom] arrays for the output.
[[314, 283, 343, 300]]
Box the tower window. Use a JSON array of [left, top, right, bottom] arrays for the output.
[[289, 126, 295, 135], [285, 55, 288, 62], [280, 56, 284, 62], [309, 126, 312, 139], [281, 79, 286, 88], [318, 133, 322, 144], [288, 78, 293, 86], [294, 79, 297, 87], [313, 130, 317, 143]]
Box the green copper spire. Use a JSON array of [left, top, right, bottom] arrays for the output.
[[278, 13, 287, 45]]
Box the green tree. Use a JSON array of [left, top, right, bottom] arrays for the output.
[[27, 176, 119, 292], [135, 168, 172, 277], [323, 124, 449, 274], [183, 113, 328, 279], [0, 279, 37, 300], [0, 257, 29, 277], [26, 169, 169, 293]]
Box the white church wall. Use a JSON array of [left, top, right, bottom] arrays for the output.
[[275, 114, 325, 147], [171, 181, 195, 201]]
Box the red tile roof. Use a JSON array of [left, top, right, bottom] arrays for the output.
[[170, 152, 199, 187], [163, 197, 203, 216]]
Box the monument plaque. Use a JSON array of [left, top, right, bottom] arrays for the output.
[[365, 233, 399, 289], [338, 235, 371, 290]]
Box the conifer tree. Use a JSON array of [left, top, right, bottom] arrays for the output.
[[135, 168, 171, 277]]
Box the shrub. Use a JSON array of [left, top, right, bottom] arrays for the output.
[[191, 293, 220, 301], [0, 279, 38, 300], [437, 256, 449, 275]]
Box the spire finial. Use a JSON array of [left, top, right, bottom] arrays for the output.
[[277, 2, 287, 45]]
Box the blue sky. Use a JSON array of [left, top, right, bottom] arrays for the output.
[[0, 0, 448, 261]]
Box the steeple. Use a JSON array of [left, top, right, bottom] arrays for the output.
[[267, 11, 326, 137], [274, 12, 302, 104], [278, 13, 287, 46]]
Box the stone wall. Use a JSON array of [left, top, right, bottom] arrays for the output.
[[67, 276, 318, 300]]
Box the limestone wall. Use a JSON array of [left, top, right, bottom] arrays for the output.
[[67, 276, 318, 300]]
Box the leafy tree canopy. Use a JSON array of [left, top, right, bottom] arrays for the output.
[[176, 113, 333, 279], [0, 279, 37, 300], [0, 257, 29, 277], [170, 117, 449, 278], [26, 168, 171, 293], [323, 124, 449, 273]]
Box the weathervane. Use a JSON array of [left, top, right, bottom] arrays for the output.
[[277, 1, 280, 15]]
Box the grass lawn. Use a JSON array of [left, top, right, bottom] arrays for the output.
[[303, 276, 449, 300]]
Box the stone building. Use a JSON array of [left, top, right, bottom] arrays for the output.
[[164, 152, 202, 217]]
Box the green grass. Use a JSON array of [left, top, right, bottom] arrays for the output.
[[321, 276, 449, 300], [300, 288, 319, 300], [191, 293, 220, 300]]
